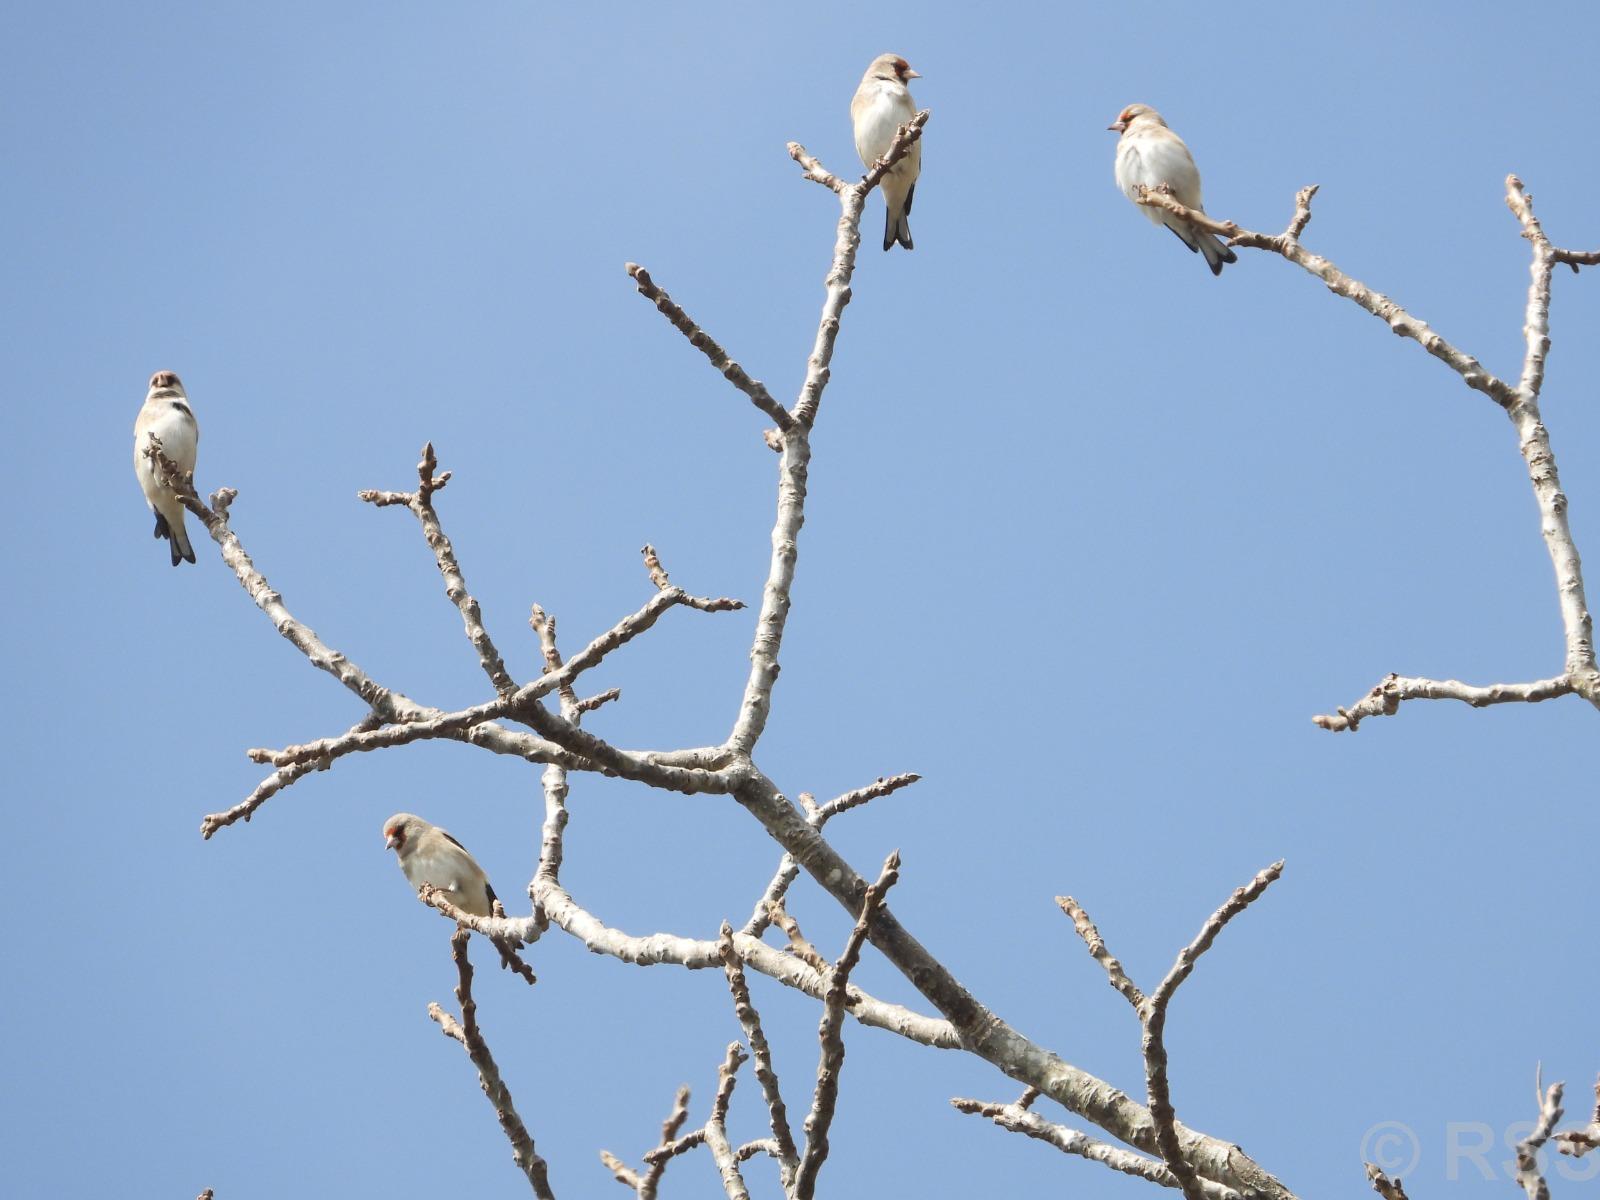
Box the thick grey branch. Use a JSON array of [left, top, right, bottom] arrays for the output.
[[730, 768, 1294, 1200]]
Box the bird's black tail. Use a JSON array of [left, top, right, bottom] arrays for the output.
[[1199, 232, 1238, 276], [883, 187, 914, 252], [154, 510, 196, 565]]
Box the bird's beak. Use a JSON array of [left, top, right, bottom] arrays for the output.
[[385, 833, 401, 850], [903, 68, 921, 79], [1108, 120, 1127, 133]]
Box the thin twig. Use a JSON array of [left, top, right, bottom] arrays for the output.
[[1364, 1164, 1410, 1200], [1056, 894, 1146, 1010], [718, 924, 799, 1187], [704, 1043, 752, 1200], [793, 851, 900, 1200], [744, 772, 919, 937], [952, 1098, 1241, 1200], [1312, 673, 1574, 731], [417, 884, 540, 982], [142, 445, 433, 731], [1555, 1074, 1600, 1158], [1142, 862, 1285, 1200], [768, 899, 828, 973], [531, 875, 957, 1046], [1514, 1073, 1565, 1200], [427, 929, 555, 1197], [358, 442, 517, 698], [625, 265, 794, 431]]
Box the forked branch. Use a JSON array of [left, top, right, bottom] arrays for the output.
[[1135, 178, 1598, 724]]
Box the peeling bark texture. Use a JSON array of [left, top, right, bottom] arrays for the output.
[[166, 104, 1599, 1200]]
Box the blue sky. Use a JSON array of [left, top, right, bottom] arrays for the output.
[[4, 2, 1597, 1197]]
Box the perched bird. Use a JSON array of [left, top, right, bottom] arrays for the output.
[[133, 370, 200, 565], [383, 812, 497, 917], [1110, 104, 1237, 276], [851, 53, 922, 252]]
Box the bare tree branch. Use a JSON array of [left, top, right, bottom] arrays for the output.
[[1514, 1073, 1565, 1200], [1503, 178, 1599, 705], [1133, 177, 1599, 722], [718, 924, 800, 1188], [417, 884, 538, 983], [793, 851, 900, 1200], [599, 1084, 697, 1200], [532, 876, 957, 1046], [1364, 1163, 1411, 1200], [1555, 1074, 1600, 1158], [1142, 863, 1285, 1200], [767, 898, 828, 973], [1056, 894, 1147, 1010], [704, 1042, 752, 1200], [743, 772, 919, 938], [1312, 673, 1574, 732], [951, 1098, 1242, 1200], [625, 264, 794, 431], [724, 113, 929, 758], [427, 929, 555, 1197], [358, 442, 517, 698], [1135, 183, 1513, 405], [143, 444, 433, 726]]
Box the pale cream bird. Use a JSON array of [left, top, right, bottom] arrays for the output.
[[1110, 104, 1237, 276], [132, 370, 199, 565], [851, 53, 922, 252], [384, 813, 497, 917]]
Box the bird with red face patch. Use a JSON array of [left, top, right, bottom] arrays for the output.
[[1109, 103, 1237, 276], [851, 53, 922, 252], [383, 813, 496, 917], [133, 370, 199, 565]]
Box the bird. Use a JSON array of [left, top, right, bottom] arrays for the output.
[[1109, 104, 1237, 276], [383, 813, 497, 918], [851, 53, 922, 252], [133, 370, 200, 565]]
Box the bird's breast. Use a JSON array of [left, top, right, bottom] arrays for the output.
[[854, 89, 914, 163]]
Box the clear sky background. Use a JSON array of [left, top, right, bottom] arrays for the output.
[[4, 2, 1597, 1197]]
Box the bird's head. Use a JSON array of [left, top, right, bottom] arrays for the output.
[[1108, 104, 1164, 134], [867, 53, 920, 84], [148, 370, 185, 397], [383, 813, 425, 854]]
